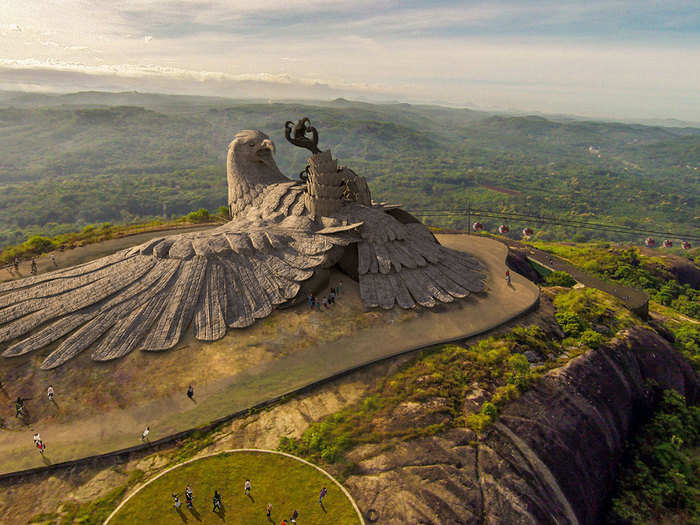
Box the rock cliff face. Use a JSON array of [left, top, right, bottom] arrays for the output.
[[345, 327, 699, 524]]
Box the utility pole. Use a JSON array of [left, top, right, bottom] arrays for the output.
[[466, 201, 471, 235]]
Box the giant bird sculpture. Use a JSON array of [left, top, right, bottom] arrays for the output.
[[0, 121, 485, 369]]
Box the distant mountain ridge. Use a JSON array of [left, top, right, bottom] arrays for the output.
[[0, 90, 698, 248]]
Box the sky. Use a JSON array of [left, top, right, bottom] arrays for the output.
[[1, 0, 699, 121]]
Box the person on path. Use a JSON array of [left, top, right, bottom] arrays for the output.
[[47, 385, 54, 401], [336, 281, 342, 296], [33, 432, 41, 445], [329, 288, 336, 305], [291, 509, 299, 523], [173, 493, 182, 509], [50, 253, 56, 267], [308, 294, 314, 309], [30, 258, 37, 275], [36, 439, 46, 454], [141, 426, 150, 441], [505, 269, 511, 286], [281, 520, 287, 525], [15, 397, 25, 417], [319, 487, 327, 505], [321, 296, 329, 309], [212, 490, 222, 512], [187, 385, 194, 400], [316, 296, 322, 310], [244, 479, 251, 496], [185, 485, 193, 508], [266, 503, 272, 519], [13, 257, 19, 272]]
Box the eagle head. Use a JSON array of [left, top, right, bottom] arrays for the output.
[[227, 130, 289, 216]]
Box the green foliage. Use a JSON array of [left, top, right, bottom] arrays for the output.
[[607, 390, 700, 524], [185, 207, 210, 223], [553, 288, 639, 344], [535, 242, 700, 320], [280, 325, 565, 463], [555, 310, 585, 337], [545, 270, 577, 287], [215, 205, 230, 219], [23, 235, 56, 255]]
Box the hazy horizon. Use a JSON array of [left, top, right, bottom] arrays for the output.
[[2, 1, 699, 122]]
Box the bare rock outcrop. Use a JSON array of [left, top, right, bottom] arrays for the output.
[[345, 326, 699, 524]]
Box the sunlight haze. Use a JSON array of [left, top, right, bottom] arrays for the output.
[[1, 0, 699, 121]]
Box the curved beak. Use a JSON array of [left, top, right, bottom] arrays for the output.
[[258, 139, 275, 154]]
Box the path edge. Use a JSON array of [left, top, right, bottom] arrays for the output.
[[103, 448, 365, 525]]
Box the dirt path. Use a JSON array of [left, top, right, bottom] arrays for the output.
[[0, 234, 538, 474]]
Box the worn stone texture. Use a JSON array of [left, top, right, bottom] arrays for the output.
[[0, 129, 486, 369]]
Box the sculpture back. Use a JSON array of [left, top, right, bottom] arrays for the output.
[[305, 151, 372, 219]]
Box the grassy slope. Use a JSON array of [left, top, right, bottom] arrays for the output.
[[108, 452, 359, 525]]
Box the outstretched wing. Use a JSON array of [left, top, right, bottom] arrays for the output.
[[344, 206, 486, 309], [0, 217, 352, 369]]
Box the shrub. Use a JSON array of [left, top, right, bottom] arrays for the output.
[[580, 329, 606, 349], [185, 208, 211, 223], [555, 310, 585, 337], [545, 270, 577, 287], [22, 235, 55, 254]]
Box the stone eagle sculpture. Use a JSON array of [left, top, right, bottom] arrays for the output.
[[0, 121, 485, 369]]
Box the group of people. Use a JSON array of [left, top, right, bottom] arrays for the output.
[[172, 479, 329, 523], [8, 253, 58, 276], [307, 281, 343, 310], [25, 385, 57, 454]]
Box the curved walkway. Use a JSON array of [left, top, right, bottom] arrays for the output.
[[503, 239, 649, 317], [105, 449, 365, 524], [0, 235, 539, 476]]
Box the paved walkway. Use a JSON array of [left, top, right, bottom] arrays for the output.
[[503, 239, 649, 317], [0, 234, 538, 474]]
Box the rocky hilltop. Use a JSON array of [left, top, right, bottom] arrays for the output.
[[344, 326, 699, 524]]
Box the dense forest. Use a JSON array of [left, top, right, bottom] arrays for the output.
[[0, 90, 698, 248]]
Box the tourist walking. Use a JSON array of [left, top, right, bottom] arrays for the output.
[[187, 385, 194, 400], [15, 397, 25, 418], [141, 426, 150, 441], [47, 385, 54, 401], [173, 493, 182, 509], [50, 253, 57, 267], [212, 490, 222, 512], [319, 486, 327, 505], [185, 485, 193, 508], [13, 257, 19, 272], [36, 438, 46, 454], [33, 432, 41, 445], [30, 258, 37, 275], [266, 503, 272, 519], [329, 288, 336, 305], [291, 509, 299, 523], [244, 478, 251, 496], [308, 294, 314, 309], [505, 269, 511, 285]]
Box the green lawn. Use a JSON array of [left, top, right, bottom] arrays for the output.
[[107, 451, 361, 524]]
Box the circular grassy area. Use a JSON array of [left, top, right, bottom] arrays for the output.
[[106, 450, 362, 524]]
